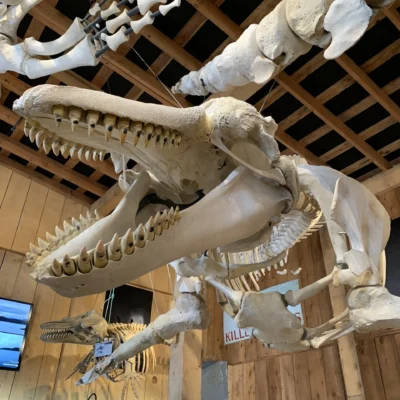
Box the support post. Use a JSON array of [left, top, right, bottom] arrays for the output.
[[320, 227, 365, 400], [168, 284, 204, 400]]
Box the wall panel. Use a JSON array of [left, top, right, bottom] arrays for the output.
[[0, 168, 172, 399]]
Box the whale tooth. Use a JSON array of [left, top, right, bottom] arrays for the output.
[[24, 121, 31, 137], [153, 126, 162, 148], [29, 126, 39, 143], [46, 232, 57, 244], [38, 238, 49, 250], [69, 146, 79, 158], [78, 247, 92, 274], [145, 217, 155, 241], [118, 118, 130, 144], [60, 143, 70, 158], [69, 107, 82, 131], [55, 226, 64, 239], [161, 130, 170, 149], [35, 130, 47, 148], [43, 137, 52, 154], [62, 254, 76, 276], [107, 233, 122, 261], [87, 110, 100, 137], [30, 243, 41, 255], [53, 105, 64, 128], [99, 151, 107, 161], [175, 134, 182, 148], [153, 212, 162, 236], [104, 114, 116, 141], [93, 151, 99, 161], [52, 141, 62, 156], [144, 124, 154, 148], [122, 229, 135, 255], [71, 217, 81, 231], [85, 149, 92, 161], [161, 211, 169, 231], [131, 121, 143, 146], [52, 259, 63, 277], [135, 224, 146, 248], [78, 147, 85, 161], [168, 207, 175, 226], [94, 240, 108, 268], [174, 206, 181, 221], [169, 132, 176, 149], [63, 221, 74, 235]]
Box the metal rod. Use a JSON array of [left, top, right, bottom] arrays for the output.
[[95, 10, 161, 58], [92, 5, 139, 42], [84, 0, 132, 34]]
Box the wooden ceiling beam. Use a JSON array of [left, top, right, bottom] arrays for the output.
[[186, 0, 242, 40], [336, 54, 400, 123], [0, 134, 108, 196], [298, 76, 400, 148], [279, 40, 399, 133], [363, 163, 400, 196], [0, 154, 93, 206], [275, 72, 392, 171], [384, 5, 400, 30], [275, 129, 326, 166]]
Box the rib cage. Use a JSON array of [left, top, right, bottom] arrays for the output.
[[222, 191, 323, 292]]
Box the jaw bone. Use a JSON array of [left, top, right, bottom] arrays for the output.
[[14, 85, 284, 198], [40, 310, 109, 345], [32, 166, 292, 297]]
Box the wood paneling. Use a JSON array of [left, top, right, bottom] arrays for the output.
[[226, 187, 400, 400], [0, 166, 172, 399]]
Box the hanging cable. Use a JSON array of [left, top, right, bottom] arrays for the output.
[[131, 47, 184, 108], [259, 80, 276, 113], [148, 272, 160, 316]]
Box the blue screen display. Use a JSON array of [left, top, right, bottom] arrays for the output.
[[0, 298, 32, 370]]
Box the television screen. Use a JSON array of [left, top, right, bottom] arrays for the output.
[[0, 297, 33, 371]]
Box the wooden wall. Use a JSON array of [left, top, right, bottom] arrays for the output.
[[223, 186, 400, 400], [0, 165, 173, 399]]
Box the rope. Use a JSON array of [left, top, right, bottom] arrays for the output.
[[259, 80, 276, 113], [131, 47, 184, 108], [148, 272, 160, 316]]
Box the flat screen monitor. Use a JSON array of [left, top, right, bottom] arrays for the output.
[[0, 297, 33, 371]]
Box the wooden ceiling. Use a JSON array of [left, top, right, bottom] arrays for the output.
[[0, 0, 399, 207]]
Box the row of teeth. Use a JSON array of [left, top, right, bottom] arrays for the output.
[[51, 207, 180, 277], [52, 105, 183, 149], [25, 120, 108, 162], [40, 331, 72, 339], [26, 210, 101, 268]]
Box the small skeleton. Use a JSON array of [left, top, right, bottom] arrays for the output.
[[40, 310, 155, 397]]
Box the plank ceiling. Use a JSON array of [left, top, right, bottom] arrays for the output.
[[0, 0, 399, 206]]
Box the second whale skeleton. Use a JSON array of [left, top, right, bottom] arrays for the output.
[[0, 0, 181, 79], [12, 83, 399, 385]]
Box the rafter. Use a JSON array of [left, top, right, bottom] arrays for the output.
[[384, 5, 400, 30], [276, 72, 392, 171], [336, 54, 400, 123], [363, 163, 400, 196]]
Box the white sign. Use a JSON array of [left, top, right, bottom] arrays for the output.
[[94, 340, 113, 357], [223, 279, 304, 345]]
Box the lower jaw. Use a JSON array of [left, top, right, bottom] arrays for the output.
[[37, 166, 291, 298]]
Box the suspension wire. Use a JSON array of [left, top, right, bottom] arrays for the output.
[[148, 272, 160, 316], [103, 288, 115, 323], [259, 80, 276, 113], [131, 47, 184, 109], [167, 264, 176, 301]]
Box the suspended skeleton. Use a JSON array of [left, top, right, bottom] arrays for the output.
[[12, 84, 397, 385], [0, 0, 181, 79], [39, 309, 155, 397], [172, 0, 395, 96]]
